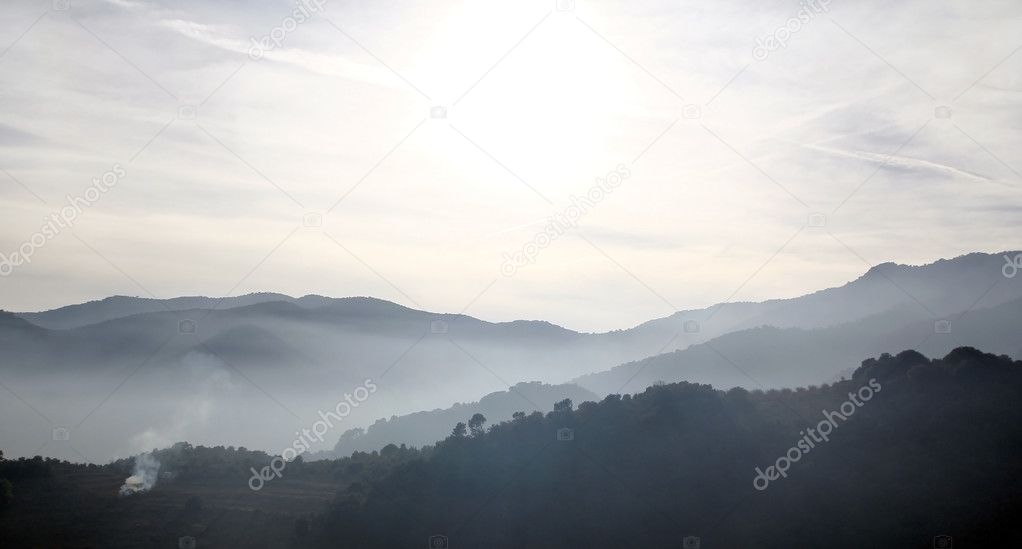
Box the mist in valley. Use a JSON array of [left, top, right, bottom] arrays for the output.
[[2, 251, 1020, 463]]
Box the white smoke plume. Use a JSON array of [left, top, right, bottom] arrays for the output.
[[126, 352, 230, 454], [119, 452, 161, 496]]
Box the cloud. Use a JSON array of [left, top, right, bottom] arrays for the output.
[[0, 123, 39, 147], [157, 16, 404, 90], [804, 143, 996, 184]]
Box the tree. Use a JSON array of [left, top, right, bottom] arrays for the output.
[[468, 414, 487, 436], [451, 422, 467, 438], [554, 398, 573, 412], [512, 411, 526, 421], [0, 449, 10, 511], [0, 479, 11, 510]]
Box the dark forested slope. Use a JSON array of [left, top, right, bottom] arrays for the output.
[[321, 347, 1022, 548]]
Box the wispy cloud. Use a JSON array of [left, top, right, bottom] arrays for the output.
[[158, 17, 404, 90], [804, 143, 995, 184]]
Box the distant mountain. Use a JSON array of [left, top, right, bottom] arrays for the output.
[[320, 382, 599, 458], [575, 296, 1022, 394], [3, 251, 1021, 461], [609, 251, 1022, 354], [12, 251, 1022, 358], [16, 293, 343, 330], [200, 324, 312, 366], [0, 310, 41, 332]]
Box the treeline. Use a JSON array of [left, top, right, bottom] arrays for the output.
[[326, 382, 598, 458], [107, 441, 432, 488], [0, 453, 73, 511], [318, 347, 1022, 548]]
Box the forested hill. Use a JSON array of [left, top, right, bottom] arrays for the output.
[[320, 347, 1022, 548], [323, 382, 598, 458]]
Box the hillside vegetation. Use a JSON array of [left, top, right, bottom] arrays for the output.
[[321, 347, 1022, 548]]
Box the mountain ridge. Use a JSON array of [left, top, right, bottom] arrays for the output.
[[15, 250, 1020, 335]]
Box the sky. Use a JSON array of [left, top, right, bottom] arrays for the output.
[[0, 0, 1020, 332]]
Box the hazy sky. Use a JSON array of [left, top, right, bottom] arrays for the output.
[[1, 0, 1020, 332]]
